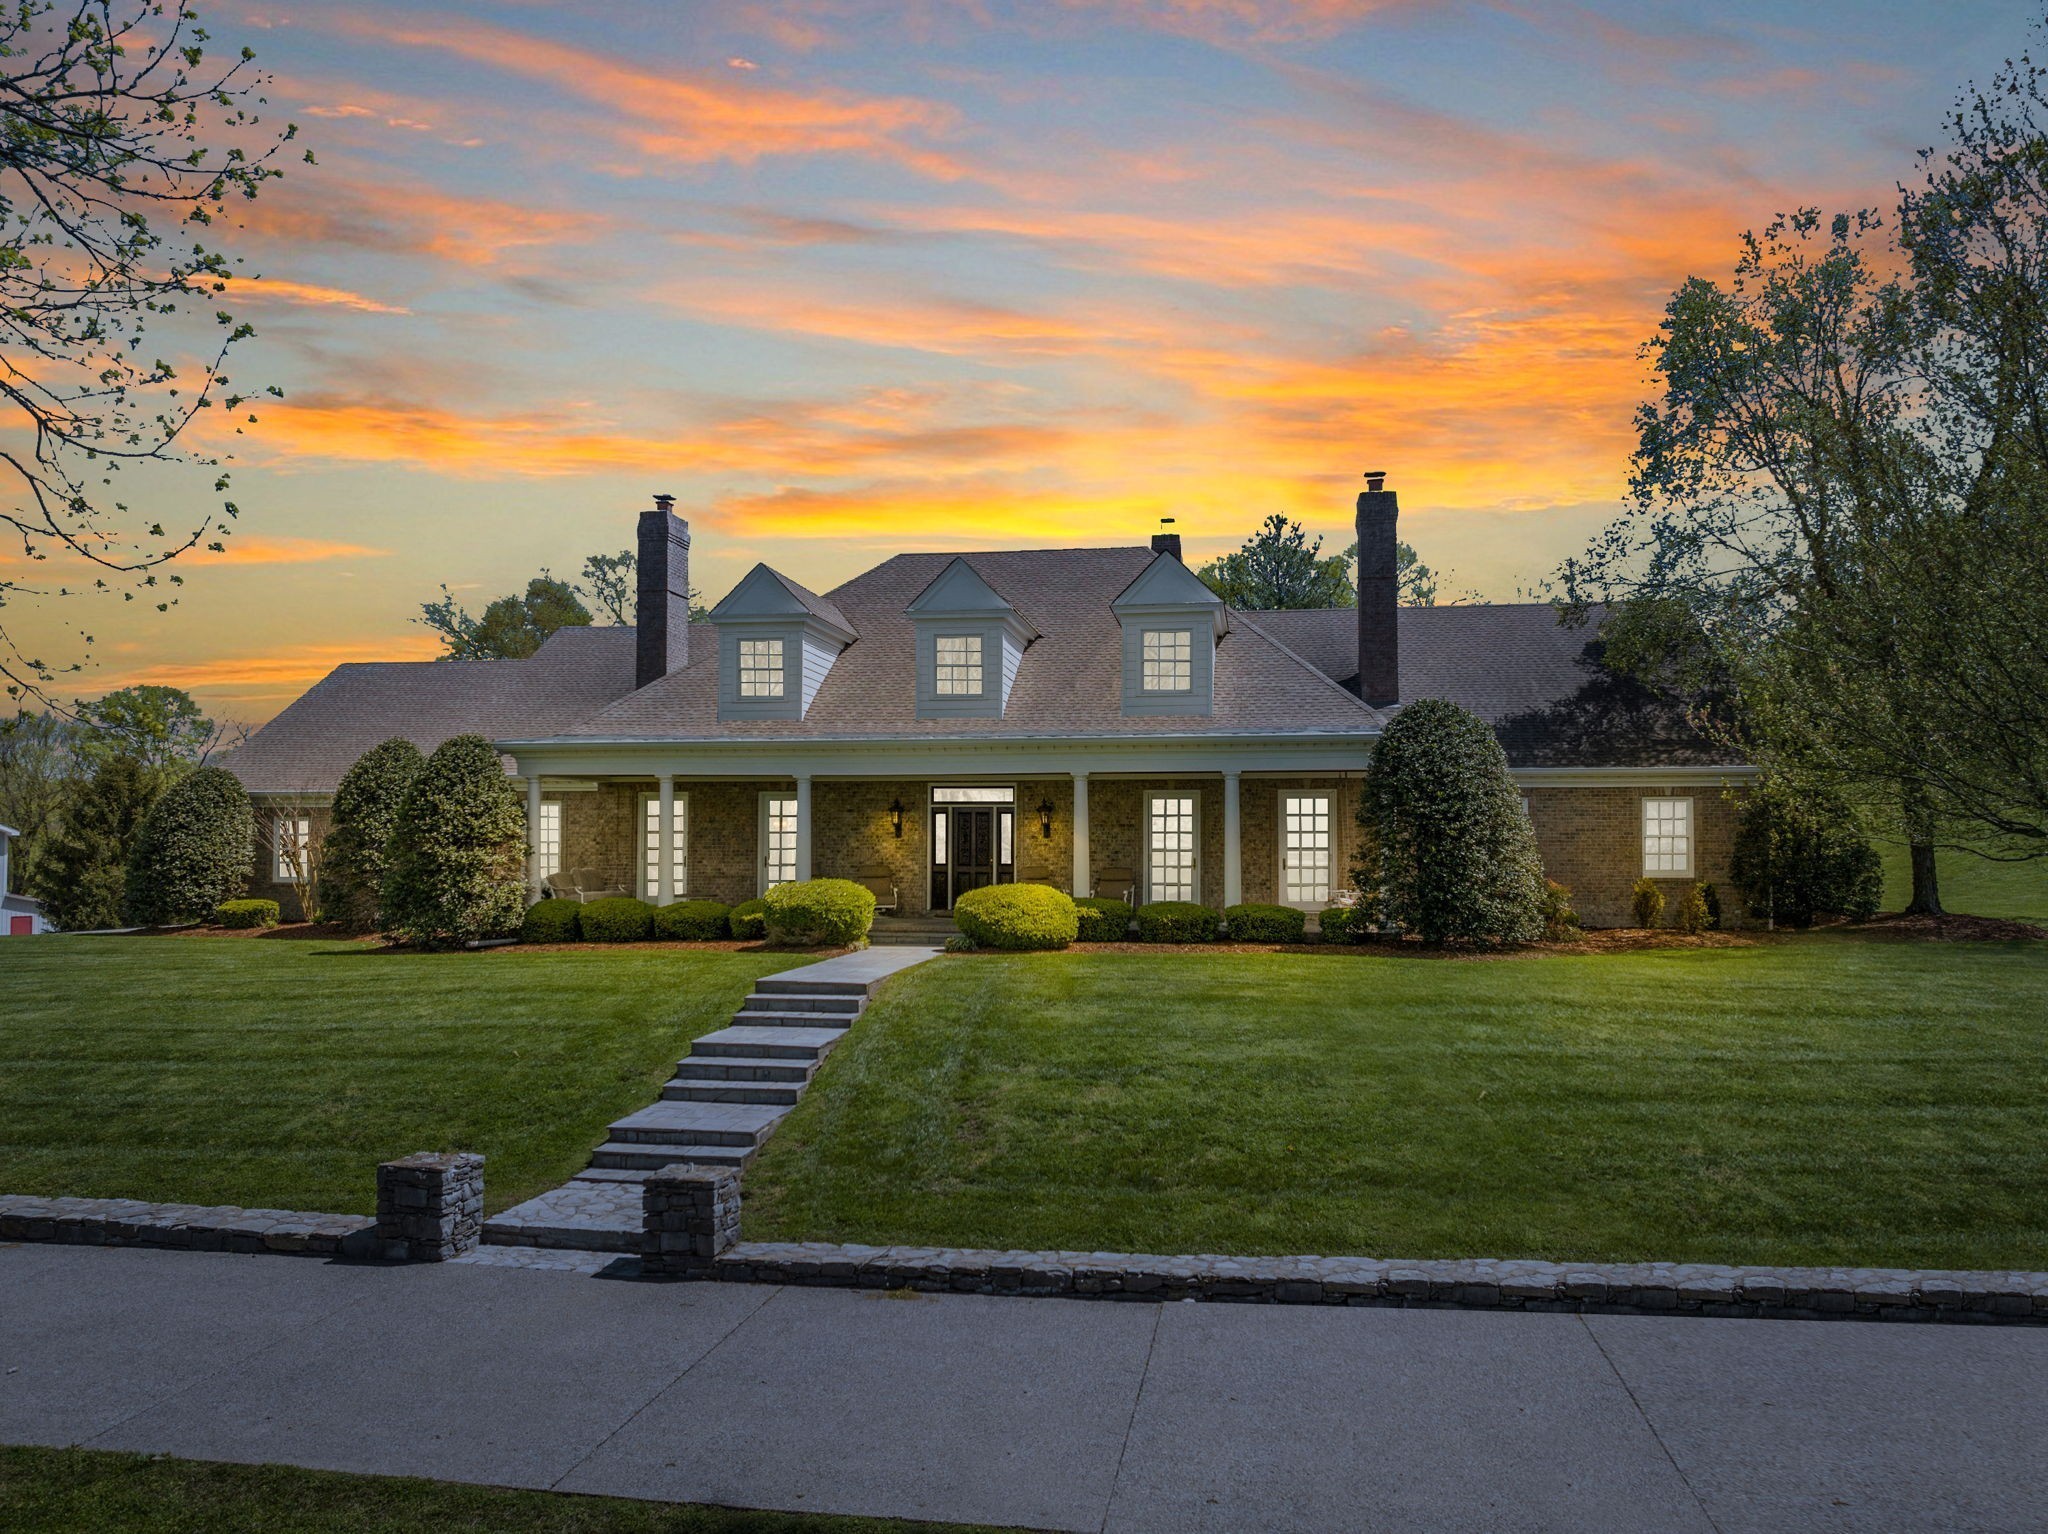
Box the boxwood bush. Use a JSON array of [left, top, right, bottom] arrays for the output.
[[1134, 900, 1220, 943], [124, 766, 255, 926], [954, 883, 1078, 951], [1631, 877, 1665, 929], [763, 878, 876, 947], [1318, 903, 1361, 943], [730, 898, 769, 941], [520, 897, 581, 944], [652, 899, 731, 941], [215, 898, 280, 929], [579, 896, 654, 942], [381, 735, 527, 949], [1073, 896, 1133, 942], [1223, 902, 1306, 943]]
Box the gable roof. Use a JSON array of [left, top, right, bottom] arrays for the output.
[[710, 562, 855, 638]]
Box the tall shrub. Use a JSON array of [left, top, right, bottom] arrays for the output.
[[1729, 778, 1883, 929], [381, 734, 527, 948], [124, 766, 254, 925], [1356, 698, 1545, 944], [33, 757, 160, 931], [321, 737, 425, 932]]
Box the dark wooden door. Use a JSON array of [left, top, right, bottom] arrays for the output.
[[949, 807, 996, 904]]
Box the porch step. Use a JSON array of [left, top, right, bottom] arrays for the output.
[[663, 1076, 804, 1105], [691, 1025, 846, 1059], [731, 1008, 865, 1029], [482, 1181, 644, 1254], [742, 990, 864, 1014], [755, 976, 877, 999], [607, 1099, 787, 1148], [588, 1139, 753, 1170], [871, 929, 954, 946], [672, 1054, 817, 1082]]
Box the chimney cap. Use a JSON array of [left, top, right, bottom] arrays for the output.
[[652, 492, 676, 512], [1363, 471, 1387, 494]]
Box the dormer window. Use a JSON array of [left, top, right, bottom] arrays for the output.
[[710, 563, 856, 721], [935, 635, 984, 696], [738, 638, 785, 698], [1141, 629, 1193, 692], [907, 559, 1037, 719]]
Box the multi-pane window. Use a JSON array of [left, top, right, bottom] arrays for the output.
[[762, 795, 799, 890], [1280, 794, 1333, 907], [738, 637, 785, 698], [272, 812, 311, 882], [536, 801, 562, 877], [1141, 628, 1193, 691], [640, 796, 688, 897], [935, 634, 984, 695], [1642, 797, 1694, 877], [1147, 793, 1198, 903]]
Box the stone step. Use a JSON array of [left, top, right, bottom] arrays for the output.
[[607, 1100, 785, 1147], [482, 1182, 644, 1254], [730, 1009, 863, 1029], [691, 1025, 845, 1059], [587, 1140, 751, 1170], [870, 931, 953, 946], [755, 976, 875, 998], [662, 1076, 804, 1105], [744, 991, 863, 1015], [672, 1054, 816, 1082]]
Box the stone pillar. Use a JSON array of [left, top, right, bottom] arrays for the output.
[[1071, 772, 1090, 898], [525, 775, 543, 905], [793, 774, 813, 882], [373, 1152, 483, 1261], [657, 773, 676, 906], [642, 1163, 741, 1278], [1223, 771, 1242, 909]]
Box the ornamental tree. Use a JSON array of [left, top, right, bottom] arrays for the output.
[[1728, 777, 1883, 929], [124, 765, 253, 924], [380, 734, 526, 948], [320, 737, 425, 932]]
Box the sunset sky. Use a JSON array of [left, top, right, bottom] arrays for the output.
[[14, 0, 2037, 721]]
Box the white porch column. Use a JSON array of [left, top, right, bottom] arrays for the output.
[[794, 773, 813, 882], [1071, 772, 1090, 898], [656, 773, 675, 906], [525, 774, 543, 905], [1223, 770, 1242, 909]]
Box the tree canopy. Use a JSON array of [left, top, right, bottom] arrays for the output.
[[1199, 516, 1470, 610]]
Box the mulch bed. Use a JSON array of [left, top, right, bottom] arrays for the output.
[[161, 922, 375, 942], [487, 940, 855, 956], [1854, 912, 2047, 942]]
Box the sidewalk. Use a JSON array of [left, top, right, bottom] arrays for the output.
[[4, 1242, 2045, 1532]]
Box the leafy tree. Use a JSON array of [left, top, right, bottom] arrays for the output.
[[1335, 539, 1471, 607], [124, 764, 252, 923], [0, 708, 82, 890], [1355, 697, 1545, 944], [1728, 778, 1883, 929], [75, 685, 233, 773], [0, 2, 304, 702], [31, 755, 157, 929], [1198, 515, 1354, 609], [320, 736, 425, 931], [418, 574, 591, 660], [380, 734, 527, 947]]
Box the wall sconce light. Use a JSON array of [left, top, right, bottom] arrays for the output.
[[889, 798, 904, 838], [1038, 798, 1054, 838]]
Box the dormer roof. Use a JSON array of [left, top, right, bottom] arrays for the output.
[[905, 557, 1040, 638], [1110, 550, 1231, 635], [710, 563, 857, 642]]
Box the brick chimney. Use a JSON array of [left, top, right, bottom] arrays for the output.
[[635, 494, 691, 689], [1151, 518, 1182, 561], [1355, 471, 1399, 706]]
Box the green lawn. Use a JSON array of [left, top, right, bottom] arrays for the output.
[[0, 937, 811, 1215], [0, 1447, 1012, 1534], [1879, 842, 2048, 922], [745, 937, 2048, 1271]]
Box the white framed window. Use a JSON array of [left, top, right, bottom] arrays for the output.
[[536, 800, 562, 878], [760, 793, 799, 893], [272, 812, 311, 882], [934, 634, 984, 696], [638, 793, 689, 898], [1642, 796, 1694, 877], [1141, 628, 1193, 692], [1279, 793, 1333, 908], [738, 637, 785, 698], [1145, 791, 1200, 903]]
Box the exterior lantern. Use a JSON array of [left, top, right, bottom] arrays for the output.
[[889, 797, 905, 838], [1038, 798, 1054, 838]]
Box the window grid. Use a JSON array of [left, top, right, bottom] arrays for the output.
[[762, 796, 799, 890], [1642, 797, 1694, 877], [273, 813, 311, 882], [1147, 794, 1198, 903], [1281, 794, 1333, 906], [641, 796, 688, 897], [934, 634, 984, 696], [738, 637, 785, 698], [536, 801, 561, 877], [1141, 628, 1193, 692]]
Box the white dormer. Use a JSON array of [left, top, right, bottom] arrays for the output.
[[709, 564, 857, 721], [905, 558, 1037, 719], [1110, 552, 1228, 717]]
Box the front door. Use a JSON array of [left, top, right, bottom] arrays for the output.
[[929, 802, 1014, 909]]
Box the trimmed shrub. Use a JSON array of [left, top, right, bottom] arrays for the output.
[[320, 737, 425, 932], [944, 933, 979, 953], [1223, 903, 1306, 943], [1356, 698, 1545, 944], [35, 758, 161, 932], [652, 899, 731, 941], [380, 735, 528, 949], [1729, 778, 1884, 929], [1631, 877, 1665, 929], [1701, 883, 1723, 929], [520, 897, 581, 944], [1074, 896, 1133, 942], [1134, 900, 1220, 943], [1674, 882, 1711, 935], [954, 883, 1078, 951], [764, 878, 876, 947], [1540, 879, 1580, 941], [216, 898, 279, 929], [1318, 903, 1360, 943], [125, 766, 254, 925], [730, 898, 769, 941], [579, 896, 654, 942]]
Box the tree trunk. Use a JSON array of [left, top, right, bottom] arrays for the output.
[[1904, 839, 1942, 915]]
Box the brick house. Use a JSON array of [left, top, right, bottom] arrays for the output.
[[223, 478, 1751, 928]]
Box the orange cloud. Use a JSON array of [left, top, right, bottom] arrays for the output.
[[182, 537, 393, 566], [235, 176, 608, 270], [228, 276, 410, 315], [93, 635, 443, 700]]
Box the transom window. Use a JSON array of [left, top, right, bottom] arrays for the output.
[[1141, 628, 1193, 692], [1642, 797, 1694, 877], [738, 637, 785, 698], [1146, 793, 1199, 903], [272, 812, 311, 882], [1280, 794, 1333, 907], [639, 795, 689, 897], [536, 800, 562, 877], [935, 634, 984, 696]]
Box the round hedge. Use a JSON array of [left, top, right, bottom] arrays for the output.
[[763, 878, 875, 947], [124, 766, 254, 925], [521, 897, 581, 944], [652, 899, 730, 941], [380, 734, 528, 949], [730, 898, 769, 941], [579, 896, 654, 942], [953, 883, 1078, 950], [1134, 900, 1220, 943], [1073, 896, 1133, 942], [320, 737, 425, 933], [216, 898, 279, 929], [1318, 904, 1361, 943], [1223, 903, 1306, 943]]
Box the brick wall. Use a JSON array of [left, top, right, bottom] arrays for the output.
[[1240, 776, 1361, 907], [1087, 777, 1226, 908], [1526, 785, 1744, 928]]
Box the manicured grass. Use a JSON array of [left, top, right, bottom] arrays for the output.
[[745, 938, 2048, 1271], [0, 937, 811, 1215], [1879, 842, 2048, 922], [0, 1446, 1012, 1534]]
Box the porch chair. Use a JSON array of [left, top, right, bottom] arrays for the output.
[[852, 867, 900, 915], [560, 867, 630, 903], [1093, 866, 1138, 904]]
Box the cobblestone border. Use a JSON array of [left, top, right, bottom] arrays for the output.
[[0, 1194, 372, 1256]]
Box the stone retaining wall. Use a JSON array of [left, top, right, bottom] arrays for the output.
[[0, 1194, 373, 1256]]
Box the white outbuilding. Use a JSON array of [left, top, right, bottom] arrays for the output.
[[0, 824, 50, 935]]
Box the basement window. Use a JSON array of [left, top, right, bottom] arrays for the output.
[[1641, 797, 1694, 878]]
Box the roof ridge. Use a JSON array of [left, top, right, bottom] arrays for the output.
[[1229, 608, 1384, 721]]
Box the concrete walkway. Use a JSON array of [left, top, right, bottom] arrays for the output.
[[5, 1243, 2046, 1531]]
